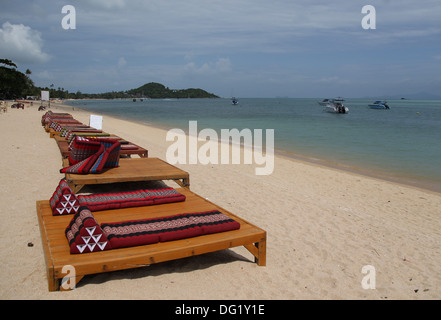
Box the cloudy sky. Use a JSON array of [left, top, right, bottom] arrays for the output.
[[1, 0, 440, 97]]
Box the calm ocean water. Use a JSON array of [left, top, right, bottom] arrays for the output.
[[65, 98, 441, 192]]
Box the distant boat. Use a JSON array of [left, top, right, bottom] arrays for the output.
[[318, 97, 344, 105], [368, 100, 390, 109], [318, 97, 348, 114], [231, 97, 239, 105], [318, 98, 331, 106]]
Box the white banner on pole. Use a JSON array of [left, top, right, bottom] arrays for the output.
[[89, 115, 103, 130], [41, 90, 50, 101]]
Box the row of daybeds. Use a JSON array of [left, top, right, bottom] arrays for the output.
[[37, 110, 266, 291], [43, 112, 148, 158]]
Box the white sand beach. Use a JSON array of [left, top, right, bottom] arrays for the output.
[[1, 101, 441, 300]]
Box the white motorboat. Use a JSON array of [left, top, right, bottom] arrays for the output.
[[368, 100, 390, 109], [318, 98, 349, 114], [318, 97, 344, 105]]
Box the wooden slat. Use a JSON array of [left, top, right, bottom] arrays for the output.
[[36, 188, 266, 291]]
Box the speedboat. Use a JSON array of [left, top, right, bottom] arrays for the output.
[[323, 101, 349, 114], [318, 98, 349, 114], [318, 97, 344, 105], [318, 97, 345, 107], [368, 100, 389, 109], [231, 97, 239, 105]]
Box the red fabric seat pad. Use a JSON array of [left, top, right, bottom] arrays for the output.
[[60, 136, 121, 174], [101, 210, 240, 249], [68, 136, 103, 165], [78, 188, 186, 212], [60, 144, 105, 174], [49, 179, 186, 215]]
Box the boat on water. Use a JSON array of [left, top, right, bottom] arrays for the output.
[[231, 97, 239, 105], [318, 97, 349, 114], [318, 97, 344, 106], [318, 98, 331, 106], [324, 101, 349, 114], [368, 100, 390, 109]]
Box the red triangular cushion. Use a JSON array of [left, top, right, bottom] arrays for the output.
[[49, 179, 80, 215]]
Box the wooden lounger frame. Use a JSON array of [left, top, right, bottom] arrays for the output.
[[36, 188, 266, 291], [63, 158, 190, 193]]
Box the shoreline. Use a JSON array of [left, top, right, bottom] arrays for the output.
[[62, 100, 441, 195], [274, 148, 441, 196]]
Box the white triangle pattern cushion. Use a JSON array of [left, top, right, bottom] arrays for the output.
[[65, 207, 112, 254], [49, 179, 80, 215]]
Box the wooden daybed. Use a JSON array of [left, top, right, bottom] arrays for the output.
[[62, 157, 190, 193], [54, 134, 149, 159], [49, 128, 109, 139], [36, 187, 266, 291]]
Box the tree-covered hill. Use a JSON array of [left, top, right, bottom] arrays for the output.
[[127, 82, 218, 99], [0, 58, 219, 100]]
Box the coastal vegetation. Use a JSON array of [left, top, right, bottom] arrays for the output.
[[0, 59, 35, 99], [0, 59, 218, 100]]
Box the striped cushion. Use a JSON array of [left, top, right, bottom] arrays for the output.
[[89, 138, 121, 173], [61, 144, 105, 174], [49, 179, 80, 215], [101, 210, 240, 249], [50, 179, 186, 214], [68, 136, 102, 165], [65, 209, 239, 254], [78, 188, 186, 211], [65, 207, 112, 254], [61, 137, 121, 174]]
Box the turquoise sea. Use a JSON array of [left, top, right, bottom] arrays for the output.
[[65, 98, 441, 192]]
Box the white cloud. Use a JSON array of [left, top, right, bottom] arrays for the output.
[[183, 58, 232, 75], [117, 57, 127, 68], [215, 58, 232, 73], [35, 70, 54, 80], [0, 22, 50, 64], [85, 0, 126, 10], [317, 76, 340, 83]]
